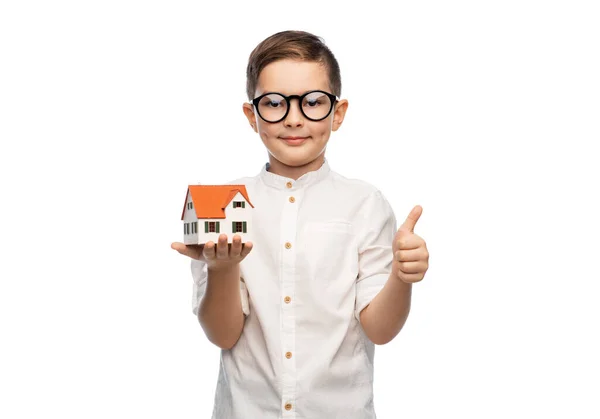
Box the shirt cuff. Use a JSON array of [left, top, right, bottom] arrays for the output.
[[240, 279, 250, 316], [355, 273, 388, 322]]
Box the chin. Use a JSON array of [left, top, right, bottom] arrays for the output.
[[277, 156, 309, 167], [281, 153, 324, 168]]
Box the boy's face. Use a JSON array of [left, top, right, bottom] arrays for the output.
[[243, 59, 348, 179]]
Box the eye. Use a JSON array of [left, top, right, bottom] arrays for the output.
[[303, 92, 328, 108], [259, 94, 286, 108], [305, 99, 323, 107]]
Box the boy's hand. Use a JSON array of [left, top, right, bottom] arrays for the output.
[[171, 234, 253, 271], [392, 205, 429, 283]]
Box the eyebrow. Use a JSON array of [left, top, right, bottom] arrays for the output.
[[259, 89, 330, 96]]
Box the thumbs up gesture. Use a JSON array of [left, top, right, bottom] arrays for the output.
[[393, 205, 429, 283]]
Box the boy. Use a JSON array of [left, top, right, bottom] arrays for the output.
[[172, 30, 429, 418]]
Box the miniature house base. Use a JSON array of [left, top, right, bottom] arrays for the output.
[[181, 184, 254, 245]]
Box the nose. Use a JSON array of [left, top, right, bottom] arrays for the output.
[[283, 98, 304, 128]]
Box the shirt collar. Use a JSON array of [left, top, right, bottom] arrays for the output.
[[259, 158, 331, 190]]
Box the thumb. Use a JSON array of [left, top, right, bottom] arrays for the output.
[[172, 242, 205, 260], [171, 242, 186, 253], [171, 242, 193, 257], [399, 205, 423, 233]]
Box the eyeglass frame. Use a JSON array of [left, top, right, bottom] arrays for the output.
[[251, 90, 339, 123]]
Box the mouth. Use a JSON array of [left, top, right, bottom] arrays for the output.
[[280, 136, 309, 145]]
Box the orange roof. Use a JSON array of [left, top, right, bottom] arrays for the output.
[[181, 185, 254, 220]]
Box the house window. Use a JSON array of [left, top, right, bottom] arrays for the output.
[[232, 221, 247, 233], [233, 201, 246, 208], [205, 221, 220, 233], [187, 202, 193, 210]]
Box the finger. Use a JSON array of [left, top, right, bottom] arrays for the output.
[[396, 260, 427, 274], [240, 241, 253, 258], [203, 241, 216, 259], [395, 248, 426, 262], [399, 205, 423, 233], [396, 271, 425, 283], [396, 233, 423, 250], [216, 234, 229, 259], [230, 235, 243, 257]]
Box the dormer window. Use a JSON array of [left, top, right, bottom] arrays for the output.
[[233, 201, 246, 208]]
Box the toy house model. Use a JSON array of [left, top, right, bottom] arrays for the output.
[[181, 185, 254, 245]]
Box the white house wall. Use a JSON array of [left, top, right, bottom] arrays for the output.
[[182, 190, 199, 245]]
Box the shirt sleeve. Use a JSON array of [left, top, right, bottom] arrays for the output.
[[191, 259, 250, 317], [354, 189, 397, 322]]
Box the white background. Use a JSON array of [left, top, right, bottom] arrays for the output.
[[1, 1, 599, 418]]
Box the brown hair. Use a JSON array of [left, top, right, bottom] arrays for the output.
[[246, 30, 342, 100]]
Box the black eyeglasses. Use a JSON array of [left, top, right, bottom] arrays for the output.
[[251, 90, 339, 123]]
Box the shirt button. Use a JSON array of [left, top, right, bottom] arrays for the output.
[[285, 352, 292, 359], [284, 296, 291, 304], [289, 196, 295, 203], [286, 181, 293, 188], [285, 403, 293, 411], [285, 242, 292, 249]]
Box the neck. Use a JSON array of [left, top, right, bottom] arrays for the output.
[[267, 154, 325, 180]]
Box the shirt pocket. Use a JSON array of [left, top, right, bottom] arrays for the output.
[[300, 221, 358, 287]]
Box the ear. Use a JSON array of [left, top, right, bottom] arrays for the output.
[[242, 103, 258, 132], [331, 99, 348, 132]]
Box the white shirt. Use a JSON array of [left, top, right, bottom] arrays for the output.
[[191, 159, 397, 419]]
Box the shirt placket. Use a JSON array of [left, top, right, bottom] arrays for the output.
[[280, 180, 302, 418]]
